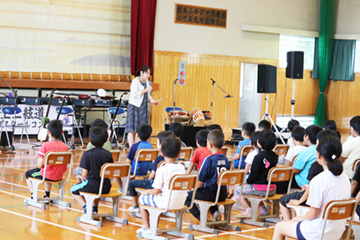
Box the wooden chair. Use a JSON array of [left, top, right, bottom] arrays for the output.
[[122, 149, 159, 198], [321, 199, 357, 240], [239, 167, 294, 227], [234, 145, 252, 169], [352, 158, 360, 172], [109, 149, 121, 162], [189, 170, 246, 234], [178, 147, 193, 168], [138, 174, 198, 240], [24, 152, 73, 209], [273, 144, 290, 156], [77, 163, 131, 227]]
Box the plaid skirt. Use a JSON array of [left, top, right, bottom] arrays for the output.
[[125, 98, 149, 133]]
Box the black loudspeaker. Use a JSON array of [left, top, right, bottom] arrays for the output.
[[286, 51, 304, 79], [257, 64, 277, 93]]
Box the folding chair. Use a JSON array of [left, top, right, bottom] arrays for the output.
[[239, 167, 294, 227], [221, 146, 230, 158], [0, 106, 30, 150], [178, 147, 193, 168], [273, 144, 290, 156], [77, 163, 131, 227], [189, 170, 246, 234], [108, 107, 126, 146], [109, 149, 121, 162], [56, 106, 84, 149], [234, 145, 252, 169], [24, 151, 73, 209], [321, 199, 357, 240], [138, 174, 199, 240], [122, 149, 159, 198]]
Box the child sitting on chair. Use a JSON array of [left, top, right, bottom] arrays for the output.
[[185, 129, 230, 221], [239, 129, 278, 218], [232, 122, 256, 169], [187, 129, 211, 174], [136, 137, 186, 235], [70, 127, 113, 215], [25, 120, 69, 199], [169, 122, 187, 147], [127, 130, 176, 213]]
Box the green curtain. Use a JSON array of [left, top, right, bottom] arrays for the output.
[[312, 39, 356, 81], [314, 0, 337, 126]]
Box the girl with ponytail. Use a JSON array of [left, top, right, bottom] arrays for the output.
[[273, 136, 351, 240]]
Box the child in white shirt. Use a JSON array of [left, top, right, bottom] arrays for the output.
[[285, 126, 306, 166], [137, 137, 186, 234]]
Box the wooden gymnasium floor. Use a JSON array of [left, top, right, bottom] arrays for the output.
[[0, 139, 277, 240]]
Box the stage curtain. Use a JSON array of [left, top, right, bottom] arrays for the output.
[[312, 39, 356, 81], [314, 0, 336, 126], [131, 0, 157, 75]]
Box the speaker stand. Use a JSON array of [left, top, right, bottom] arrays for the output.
[[263, 94, 285, 144], [291, 78, 296, 119]]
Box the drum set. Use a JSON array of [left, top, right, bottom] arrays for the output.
[[167, 108, 211, 126]]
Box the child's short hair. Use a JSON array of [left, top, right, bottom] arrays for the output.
[[90, 127, 108, 147], [258, 120, 271, 130], [287, 119, 300, 132], [169, 122, 184, 138], [161, 137, 181, 158], [136, 122, 152, 141], [305, 125, 323, 144], [157, 130, 176, 145], [47, 120, 63, 139], [207, 124, 223, 132], [242, 122, 256, 136], [207, 129, 224, 149], [196, 129, 209, 147], [316, 129, 339, 142], [250, 131, 261, 147], [323, 120, 337, 131], [350, 116, 360, 135], [91, 119, 108, 129], [258, 129, 276, 151], [291, 126, 305, 142]]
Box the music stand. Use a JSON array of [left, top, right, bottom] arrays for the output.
[[263, 94, 285, 144]]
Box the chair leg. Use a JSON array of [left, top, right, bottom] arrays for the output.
[[139, 209, 162, 239], [77, 195, 103, 227], [189, 203, 219, 234], [165, 210, 195, 239], [24, 180, 46, 209], [103, 196, 128, 225], [221, 203, 241, 231], [52, 182, 71, 208], [239, 198, 268, 227]]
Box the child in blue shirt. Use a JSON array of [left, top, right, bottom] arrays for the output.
[[126, 123, 154, 176], [185, 129, 230, 221], [232, 122, 255, 169]]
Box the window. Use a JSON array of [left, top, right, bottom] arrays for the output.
[[278, 35, 315, 70]]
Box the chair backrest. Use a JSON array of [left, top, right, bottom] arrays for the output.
[[352, 158, 360, 171], [166, 174, 198, 211], [109, 149, 121, 162], [43, 151, 73, 183], [213, 170, 246, 205], [157, 160, 166, 169], [238, 145, 253, 169], [165, 106, 183, 113], [179, 147, 193, 161], [132, 149, 159, 177], [56, 106, 73, 115], [220, 147, 229, 158], [2, 107, 21, 115], [264, 167, 294, 198], [321, 199, 357, 240], [290, 155, 298, 166], [273, 144, 290, 156], [99, 163, 131, 196]]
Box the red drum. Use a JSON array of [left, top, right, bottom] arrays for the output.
[[169, 110, 191, 123], [192, 108, 205, 125]]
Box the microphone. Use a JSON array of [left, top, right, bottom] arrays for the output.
[[174, 78, 179, 83], [224, 94, 233, 98]]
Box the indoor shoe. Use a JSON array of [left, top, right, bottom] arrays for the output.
[[128, 206, 140, 213], [212, 210, 222, 221], [259, 206, 271, 216]]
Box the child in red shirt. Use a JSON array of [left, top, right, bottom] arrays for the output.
[[187, 129, 211, 174]]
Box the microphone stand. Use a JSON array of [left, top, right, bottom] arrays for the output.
[[0, 76, 18, 151], [210, 78, 232, 124]]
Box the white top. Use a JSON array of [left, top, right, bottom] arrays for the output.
[[287, 137, 295, 148], [152, 163, 187, 209], [341, 136, 360, 178], [285, 145, 306, 163], [244, 149, 259, 168], [300, 170, 351, 240], [128, 77, 154, 108]]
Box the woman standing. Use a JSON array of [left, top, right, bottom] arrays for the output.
[[125, 65, 158, 147]]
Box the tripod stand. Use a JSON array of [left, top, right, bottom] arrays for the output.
[[263, 93, 285, 144]]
